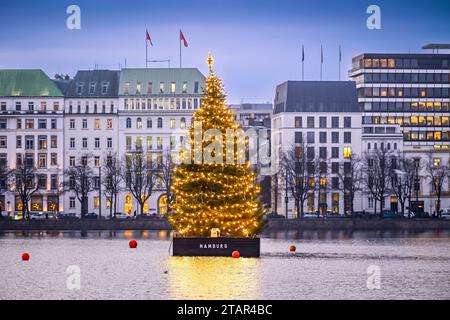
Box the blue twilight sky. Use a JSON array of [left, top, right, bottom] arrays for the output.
[[0, 0, 449, 103]]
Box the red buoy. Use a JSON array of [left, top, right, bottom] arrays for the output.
[[22, 253, 30, 261], [232, 251, 240, 258], [289, 245, 296, 252], [129, 240, 138, 249]]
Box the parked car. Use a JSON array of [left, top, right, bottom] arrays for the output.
[[84, 212, 98, 220], [57, 213, 80, 220], [112, 212, 133, 220], [441, 209, 450, 220], [266, 212, 286, 219], [412, 211, 430, 219], [29, 212, 44, 220], [303, 212, 318, 219], [382, 210, 403, 219]]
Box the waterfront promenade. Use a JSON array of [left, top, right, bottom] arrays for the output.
[[1, 218, 450, 231]]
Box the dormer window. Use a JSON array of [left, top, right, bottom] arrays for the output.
[[171, 82, 176, 93], [89, 82, 96, 94], [159, 82, 164, 93], [182, 81, 187, 93], [101, 82, 109, 94], [136, 82, 141, 94], [147, 82, 153, 94], [194, 81, 199, 94], [76, 82, 84, 94], [124, 82, 130, 95]]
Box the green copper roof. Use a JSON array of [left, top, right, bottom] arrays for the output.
[[0, 69, 64, 97]]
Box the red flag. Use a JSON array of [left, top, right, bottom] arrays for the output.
[[180, 30, 188, 47], [146, 30, 153, 46]]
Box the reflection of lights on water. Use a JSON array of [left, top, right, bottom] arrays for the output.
[[157, 230, 169, 239], [167, 257, 261, 300], [123, 230, 134, 239]]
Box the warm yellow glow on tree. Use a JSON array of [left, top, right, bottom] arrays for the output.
[[168, 53, 265, 238]]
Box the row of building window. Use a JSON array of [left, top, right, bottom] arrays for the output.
[[294, 116, 353, 129], [123, 97, 200, 110], [363, 115, 449, 127], [69, 118, 114, 130], [359, 58, 450, 69], [293, 146, 353, 159], [125, 117, 189, 129], [359, 87, 450, 98], [403, 131, 450, 141], [13, 153, 59, 168], [0, 101, 60, 112], [0, 135, 58, 149], [67, 101, 115, 114], [0, 118, 59, 130], [123, 81, 199, 95], [69, 137, 113, 149], [295, 131, 353, 144], [125, 136, 182, 151], [361, 101, 450, 112], [359, 72, 450, 84], [75, 81, 110, 95]]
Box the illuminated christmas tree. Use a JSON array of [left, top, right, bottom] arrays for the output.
[[168, 54, 265, 238]]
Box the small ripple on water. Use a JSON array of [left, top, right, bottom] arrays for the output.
[[262, 252, 450, 262]]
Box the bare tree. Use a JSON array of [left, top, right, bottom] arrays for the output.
[[159, 150, 175, 215], [0, 157, 9, 217], [389, 152, 416, 218], [102, 152, 123, 218], [10, 154, 39, 220], [424, 152, 449, 218], [122, 152, 158, 216], [361, 148, 394, 217], [281, 140, 318, 219], [316, 159, 330, 217], [337, 154, 363, 216], [64, 154, 95, 218]]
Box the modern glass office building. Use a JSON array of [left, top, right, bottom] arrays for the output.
[[349, 49, 450, 150]]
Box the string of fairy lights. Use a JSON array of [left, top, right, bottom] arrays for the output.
[[168, 54, 264, 238]]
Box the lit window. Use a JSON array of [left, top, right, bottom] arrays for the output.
[[94, 119, 100, 129], [182, 81, 187, 93], [343, 147, 352, 159], [159, 82, 165, 93], [170, 118, 176, 129], [136, 118, 142, 129], [106, 119, 113, 129]]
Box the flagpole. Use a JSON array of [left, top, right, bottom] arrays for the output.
[[146, 37, 148, 68], [338, 45, 341, 80], [179, 31, 182, 68], [320, 46, 323, 81], [301, 45, 304, 81]]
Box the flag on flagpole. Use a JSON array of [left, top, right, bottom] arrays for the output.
[[339, 45, 342, 62], [302, 45, 305, 62], [180, 30, 188, 47], [321, 45, 323, 64], [146, 30, 153, 46]]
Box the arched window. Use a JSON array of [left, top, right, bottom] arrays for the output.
[[147, 118, 152, 128], [157, 117, 163, 128], [387, 143, 391, 150], [180, 117, 186, 129], [394, 143, 397, 150], [126, 117, 131, 128], [158, 194, 168, 216], [136, 117, 142, 129]]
